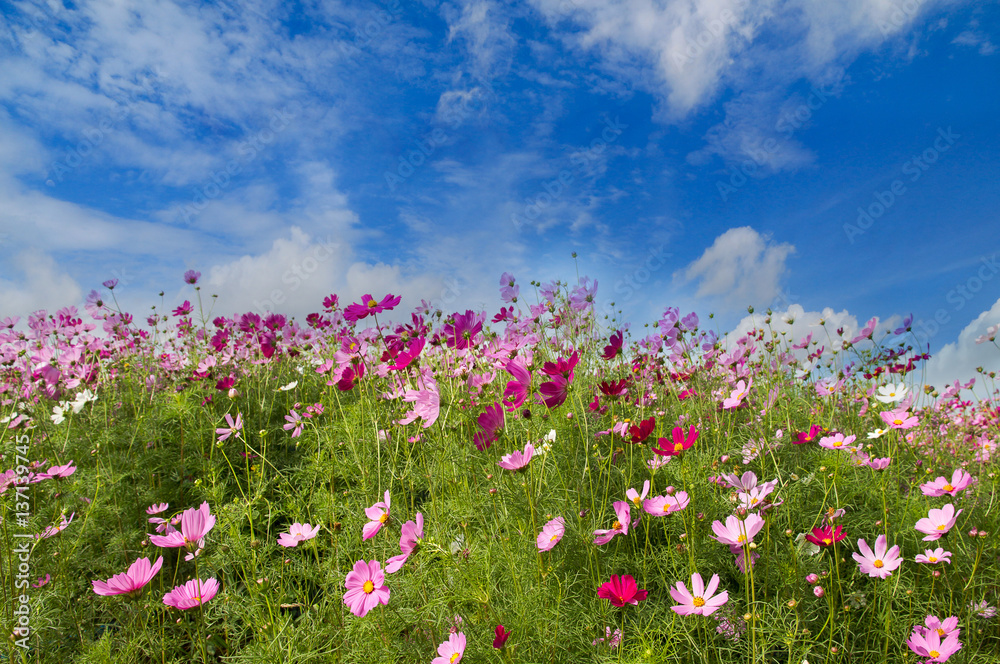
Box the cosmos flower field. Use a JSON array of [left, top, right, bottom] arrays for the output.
[[1, 272, 999, 663]]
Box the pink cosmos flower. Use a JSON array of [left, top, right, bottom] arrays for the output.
[[880, 409, 918, 429], [625, 480, 650, 510], [283, 410, 303, 438], [343, 559, 390, 617], [146, 503, 169, 515], [915, 503, 962, 541], [277, 522, 321, 548], [362, 490, 391, 540], [493, 624, 511, 649], [853, 534, 902, 579], [163, 577, 219, 610], [344, 293, 401, 322], [906, 627, 962, 662], [386, 513, 423, 573], [41, 462, 76, 480], [818, 433, 857, 451], [397, 382, 440, 428], [502, 358, 531, 411], [215, 413, 242, 442], [669, 573, 729, 616], [642, 492, 690, 516], [923, 615, 961, 639], [537, 517, 565, 551], [722, 378, 752, 409], [921, 469, 974, 497], [598, 574, 648, 607], [498, 443, 534, 471], [915, 548, 953, 565], [37, 512, 74, 539], [149, 502, 215, 550], [867, 457, 892, 470], [432, 632, 466, 664], [653, 425, 698, 457], [93, 556, 163, 596], [593, 501, 630, 545], [711, 514, 765, 547]]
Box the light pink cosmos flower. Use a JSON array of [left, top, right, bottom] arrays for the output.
[[867, 457, 892, 470], [669, 573, 729, 616], [643, 492, 690, 516], [625, 480, 650, 510], [163, 577, 219, 610], [283, 410, 303, 438], [277, 522, 321, 548], [362, 490, 391, 540], [818, 433, 857, 451], [915, 548, 952, 565], [432, 632, 466, 664], [922, 615, 961, 639], [921, 469, 974, 497], [37, 512, 74, 539], [41, 461, 76, 480], [93, 556, 163, 597], [593, 501, 630, 545], [880, 409, 918, 429], [146, 503, 169, 515], [215, 413, 242, 442], [149, 502, 215, 550], [397, 382, 440, 428], [722, 378, 752, 410], [711, 514, 765, 547], [915, 503, 962, 541], [853, 534, 902, 579], [906, 627, 962, 662], [537, 517, 565, 551], [386, 513, 423, 573], [498, 443, 534, 471], [343, 559, 390, 617]]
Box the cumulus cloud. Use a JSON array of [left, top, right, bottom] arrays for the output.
[[679, 226, 795, 309], [0, 250, 83, 317], [923, 298, 1000, 392]]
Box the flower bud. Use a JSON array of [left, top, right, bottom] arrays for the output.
[[806, 574, 819, 584], [813, 586, 825, 598]]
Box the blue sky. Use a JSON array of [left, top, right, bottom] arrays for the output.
[[1, 0, 999, 388]]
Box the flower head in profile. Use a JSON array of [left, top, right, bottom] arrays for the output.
[[794, 425, 824, 445], [914, 503, 962, 541], [642, 492, 690, 516], [386, 513, 423, 573], [593, 501, 630, 545], [432, 632, 466, 664], [343, 560, 389, 617], [163, 577, 219, 610], [598, 574, 648, 607], [277, 522, 320, 548], [853, 534, 902, 579], [921, 469, 974, 497], [362, 490, 391, 540], [493, 624, 511, 649], [670, 573, 729, 616], [915, 548, 952, 565], [93, 556, 163, 597], [498, 443, 534, 471], [537, 517, 565, 552], [183, 270, 201, 285], [149, 502, 215, 551]]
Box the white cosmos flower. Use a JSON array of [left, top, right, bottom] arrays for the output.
[[875, 382, 907, 403]]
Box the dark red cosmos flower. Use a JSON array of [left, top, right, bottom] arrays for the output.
[[653, 425, 698, 457], [629, 416, 656, 444], [794, 425, 824, 445], [805, 525, 846, 548], [337, 361, 365, 391], [597, 574, 648, 607], [493, 625, 511, 649], [602, 331, 623, 360], [599, 379, 629, 398], [541, 351, 579, 379], [539, 374, 570, 409], [344, 293, 401, 323]]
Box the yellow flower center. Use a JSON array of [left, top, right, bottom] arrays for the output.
[[737, 534, 746, 543], [674, 442, 683, 452], [363, 580, 374, 594], [379, 513, 388, 524], [450, 653, 460, 663], [936, 524, 946, 531], [612, 521, 622, 531], [550, 534, 559, 542], [822, 538, 832, 545], [663, 505, 670, 513], [943, 484, 954, 492], [873, 559, 883, 568], [833, 441, 842, 447], [693, 597, 705, 607], [936, 629, 945, 637], [193, 596, 201, 603], [893, 419, 903, 425], [367, 299, 377, 308], [929, 651, 940, 658], [929, 556, 938, 563], [632, 497, 642, 507]]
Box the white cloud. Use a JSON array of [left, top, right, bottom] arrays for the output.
[[952, 30, 997, 56], [923, 298, 1000, 392], [0, 250, 83, 317], [679, 226, 795, 309]]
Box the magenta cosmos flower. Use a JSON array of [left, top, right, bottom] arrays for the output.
[[593, 501, 630, 545], [344, 293, 401, 322], [149, 502, 215, 550], [711, 513, 765, 547], [653, 425, 698, 457], [386, 513, 423, 573], [804, 524, 846, 548], [906, 627, 962, 662], [163, 577, 219, 610], [670, 572, 729, 616], [493, 624, 511, 649], [277, 522, 321, 548], [598, 574, 648, 607], [93, 556, 163, 597], [498, 443, 534, 471], [432, 632, 466, 664], [915, 548, 953, 565], [362, 490, 391, 540], [343, 560, 390, 617], [537, 517, 565, 551], [921, 469, 974, 497], [915, 503, 962, 541], [853, 534, 902, 579]]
